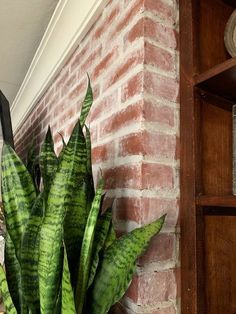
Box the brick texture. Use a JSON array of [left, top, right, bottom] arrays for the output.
[[14, 0, 180, 313]]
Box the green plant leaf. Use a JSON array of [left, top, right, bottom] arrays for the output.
[[89, 215, 166, 314], [1, 144, 36, 258], [103, 222, 116, 251], [80, 76, 93, 127], [39, 120, 87, 314], [39, 127, 58, 197], [62, 247, 76, 314], [5, 233, 23, 313], [20, 192, 45, 311], [26, 142, 40, 193], [75, 179, 104, 314], [63, 181, 88, 286], [84, 125, 95, 227], [63, 123, 89, 286], [85, 126, 92, 176], [0, 264, 17, 314], [88, 209, 112, 288]]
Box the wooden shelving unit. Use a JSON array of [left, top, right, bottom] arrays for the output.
[[196, 195, 236, 207], [195, 57, 236, 102], [180, 0, 236, 313]]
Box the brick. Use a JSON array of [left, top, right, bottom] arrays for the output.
[[114, 197, 179, 228], [92, 46, 119, 79], [109, 303, 129, 314], [145, 0, 177, 26], [104, 48, 144, 89], [44, 87, 55, 105], [124, 18, 144, 45], [59, 106, 76, 125], [99, 102, 143, 138], [141, 197, 179, 228], [118, 131, 177, 160], [80, 45, 102, 75], [89, 90, 118, 121], [121, 72, 143, 102], [55, 69, 69, 91], [94, 4, 120, 40], [68, 79, 87, 102], [71, 41, 90, 70], [138, 233, 175, 265], [142, 162, 174, 189], [115, 197, 142, 222], [92, 141, 116, 164], [143, 100, 175, 127], [36, 99, 45, 116], [46, 92, 60, 113], [103, 164, 142, 189], [53, 100, 66, 118], [111, 0, 144, 39], [127, 270, 177, 305], [144, 41, 175, 73], [148, 305, 177, 314], [61, 73, 77, 97], [144, 17, 178, 50], [144, 70, 179, 102]]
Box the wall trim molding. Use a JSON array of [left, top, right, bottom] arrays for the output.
[[11, 0, 108, 133]]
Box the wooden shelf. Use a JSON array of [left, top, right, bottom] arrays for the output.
[[194, 57, 236, 102], [196, 195, 236, 207], [222, 0, 236, 7]]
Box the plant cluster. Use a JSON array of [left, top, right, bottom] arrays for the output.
[[0, 80, 165, 314]]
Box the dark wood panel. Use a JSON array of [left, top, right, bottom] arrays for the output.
[[201, 101, 232, 195], [205, 215, 236, 313], [198, 0, 233, 72], [195, 58, 236, 102], [180, 0, 199, 312], [222, 0, 236, 7], [197, 195, 236, 207], [196, 88, 233, 111]]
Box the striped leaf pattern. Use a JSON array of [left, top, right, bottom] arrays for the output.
[[75, 179, 104, 314], [63, 124, 88, 285], [1, 144, 36, 257], [38, 121, 87, 314], [20, 193, 45, 311], [103, 222, 116, 251], [39, 127, 58, 197], [88, 209, 112, 288], [63, 181, 88, 286], [62, 247, 76, 314], [5, 233, 23, 313], [0, 264, 17, 314], [84, 127, 95, 227], [0, 82, 166, 314], [26, 142, 40, 193], [80, 76, 93, 127], [89, 215, 166, 314]]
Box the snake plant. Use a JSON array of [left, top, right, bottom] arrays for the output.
[[0, 79, 165, 314]]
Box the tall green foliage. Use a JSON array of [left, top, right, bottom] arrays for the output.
[[0, 79, 165, 314]]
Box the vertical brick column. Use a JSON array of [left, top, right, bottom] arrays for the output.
[[14, 0, 180, 313]]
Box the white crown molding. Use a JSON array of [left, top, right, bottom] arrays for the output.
[[11, 0, 108, 133]]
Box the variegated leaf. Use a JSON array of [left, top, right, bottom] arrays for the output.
[[75, 179, 104, 314], [89, 215, 166, 314], [39, 121, 87, 314]]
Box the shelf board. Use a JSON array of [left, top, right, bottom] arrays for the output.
[[194, 57, 236, 103], [197, 195, 236, 207], [222, 0, 236, 7]]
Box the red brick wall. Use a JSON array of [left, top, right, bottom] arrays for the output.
[[14, 0, 180, 312]]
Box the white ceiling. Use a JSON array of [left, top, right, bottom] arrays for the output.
[[0, 0, 59, 105]]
